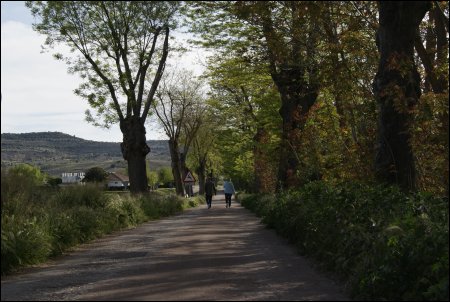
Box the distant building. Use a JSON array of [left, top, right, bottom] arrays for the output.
[[107, 172, 129, 190], [61, 172, 85, 184]]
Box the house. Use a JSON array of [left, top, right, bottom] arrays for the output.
[[107, 172, 129, 190], [61, 172, 85, 184]]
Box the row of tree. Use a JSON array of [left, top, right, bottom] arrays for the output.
[[27, 1, 448, 196], [187, 1, 448, 196]]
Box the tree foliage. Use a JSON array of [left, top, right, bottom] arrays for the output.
[[157, 167, 174, 187], [184, 1, 448, 197], [6, 164, 46, 187], [84, 166, 108, 183], [26, 1, 181, 193], [412, 1, 449, 196], [27, 1, 179, 127], [373, 1, 431, 192], [205, 54, 281, 192], [152, 68, 206, 195], [3, 2, 449, 299]]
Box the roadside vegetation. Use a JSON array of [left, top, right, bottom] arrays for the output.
[[1, 164, 204, 275], [238, 182, 448, 301], [3, 2, 447, 301], [188, 2, 449, 300]]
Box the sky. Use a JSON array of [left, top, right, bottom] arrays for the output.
[[1, 1, 209, 142]]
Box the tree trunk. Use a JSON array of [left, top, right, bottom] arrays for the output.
[[179, 148, 194, 196], [236, 2, 319, 191], [168, 139, 184, 196], [253, 127, 276, 193], [373, 1, 430, 192], [120, 116, 150, 193], [415, 6, 449, 197], [273, 66, 318, 191], [196, 157, 206, 195], [432, 6, 448, 197]]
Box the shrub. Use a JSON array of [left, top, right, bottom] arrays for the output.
[[187, 195, 205, 208], [1, 164, 47, 202], [138, 194, 161, 219], [70, 206, 103, 242], [1, 214, 52, 274], [55, 185, 108, 208], [157, 194, 184, 216], [47, 177, 62, 187], [106, 194, 146, 227], [84, 166, 108, 183], [0, 175, 205, 275], [47, 211, 80, 255], [240, 181, 449, 301]]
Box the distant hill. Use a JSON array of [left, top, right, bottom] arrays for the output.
[[1, 132, 170, 177]]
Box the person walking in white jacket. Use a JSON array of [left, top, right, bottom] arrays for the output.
[[223, 179, 236, 208]]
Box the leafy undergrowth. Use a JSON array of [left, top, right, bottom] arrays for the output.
[[239, 181, 449, 301], [1, 173, 205, 275]]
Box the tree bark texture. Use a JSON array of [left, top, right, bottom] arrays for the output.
[[120, 116, 150, 193], [168, 139, 184, 196], [273, 67, 318, 191], [254, 2, 319, 191], [196, 158, 206, 195], [415, 5, 449, 196], [373, 1, 431, 192], [253, 127, 277, 193]]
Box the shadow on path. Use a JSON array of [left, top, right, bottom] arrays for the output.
[[1, 193, 350, 301]]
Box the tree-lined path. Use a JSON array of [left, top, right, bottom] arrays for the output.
[[1, 193, 349, 301]]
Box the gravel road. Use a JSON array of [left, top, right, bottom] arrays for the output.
[[1, 192, 350, 301]]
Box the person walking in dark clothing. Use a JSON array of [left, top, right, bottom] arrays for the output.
[[205, 177, 216, 209]]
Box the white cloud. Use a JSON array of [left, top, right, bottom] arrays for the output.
[[0, 5, 215, 143], [1, 21, 171, 141]]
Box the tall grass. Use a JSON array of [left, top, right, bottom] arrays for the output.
[[1, 171, 205, 275]]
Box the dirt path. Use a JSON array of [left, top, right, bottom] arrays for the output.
[[1, 192, 350, 301]]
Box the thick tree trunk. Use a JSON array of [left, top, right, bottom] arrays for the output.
[[432, 6, 448, 197], [243, 1, 319, 191], [415, 6, 449, 197], [273, 66, 318, 191], [253, 127, 276, 193], [120, 116, 150, 193], [373, 1, 430, 192], [196, 158, 206, 195], [180, 150, 187, 177], [180, 150, 187, 194], [168, 139, 184, 196]]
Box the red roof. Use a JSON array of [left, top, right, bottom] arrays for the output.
[[108, 172, 129, 182]]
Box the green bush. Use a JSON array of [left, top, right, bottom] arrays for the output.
[[240, 181, 449, 301], [47, 211, 80, 255], [1, 215, 52, 274], [157, 194, 184, 216], [84, 166, 108, 183], [186, 195, 205, 208], [105, 194, 147, 227], [118, 196, 146, 225], [352, 192, 449, 301], [1, 165, 49, 203], [55, 185, 108, 208], [138, 194, 161, 219], [1, 169, 204, 275], [70, 206, 105, 242]]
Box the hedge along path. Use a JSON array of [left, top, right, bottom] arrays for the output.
[[1, 191, 349, 301]]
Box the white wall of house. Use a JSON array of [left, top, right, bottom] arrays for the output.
[[108, 180, 125, 188], [62, 172, 85, 184]]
